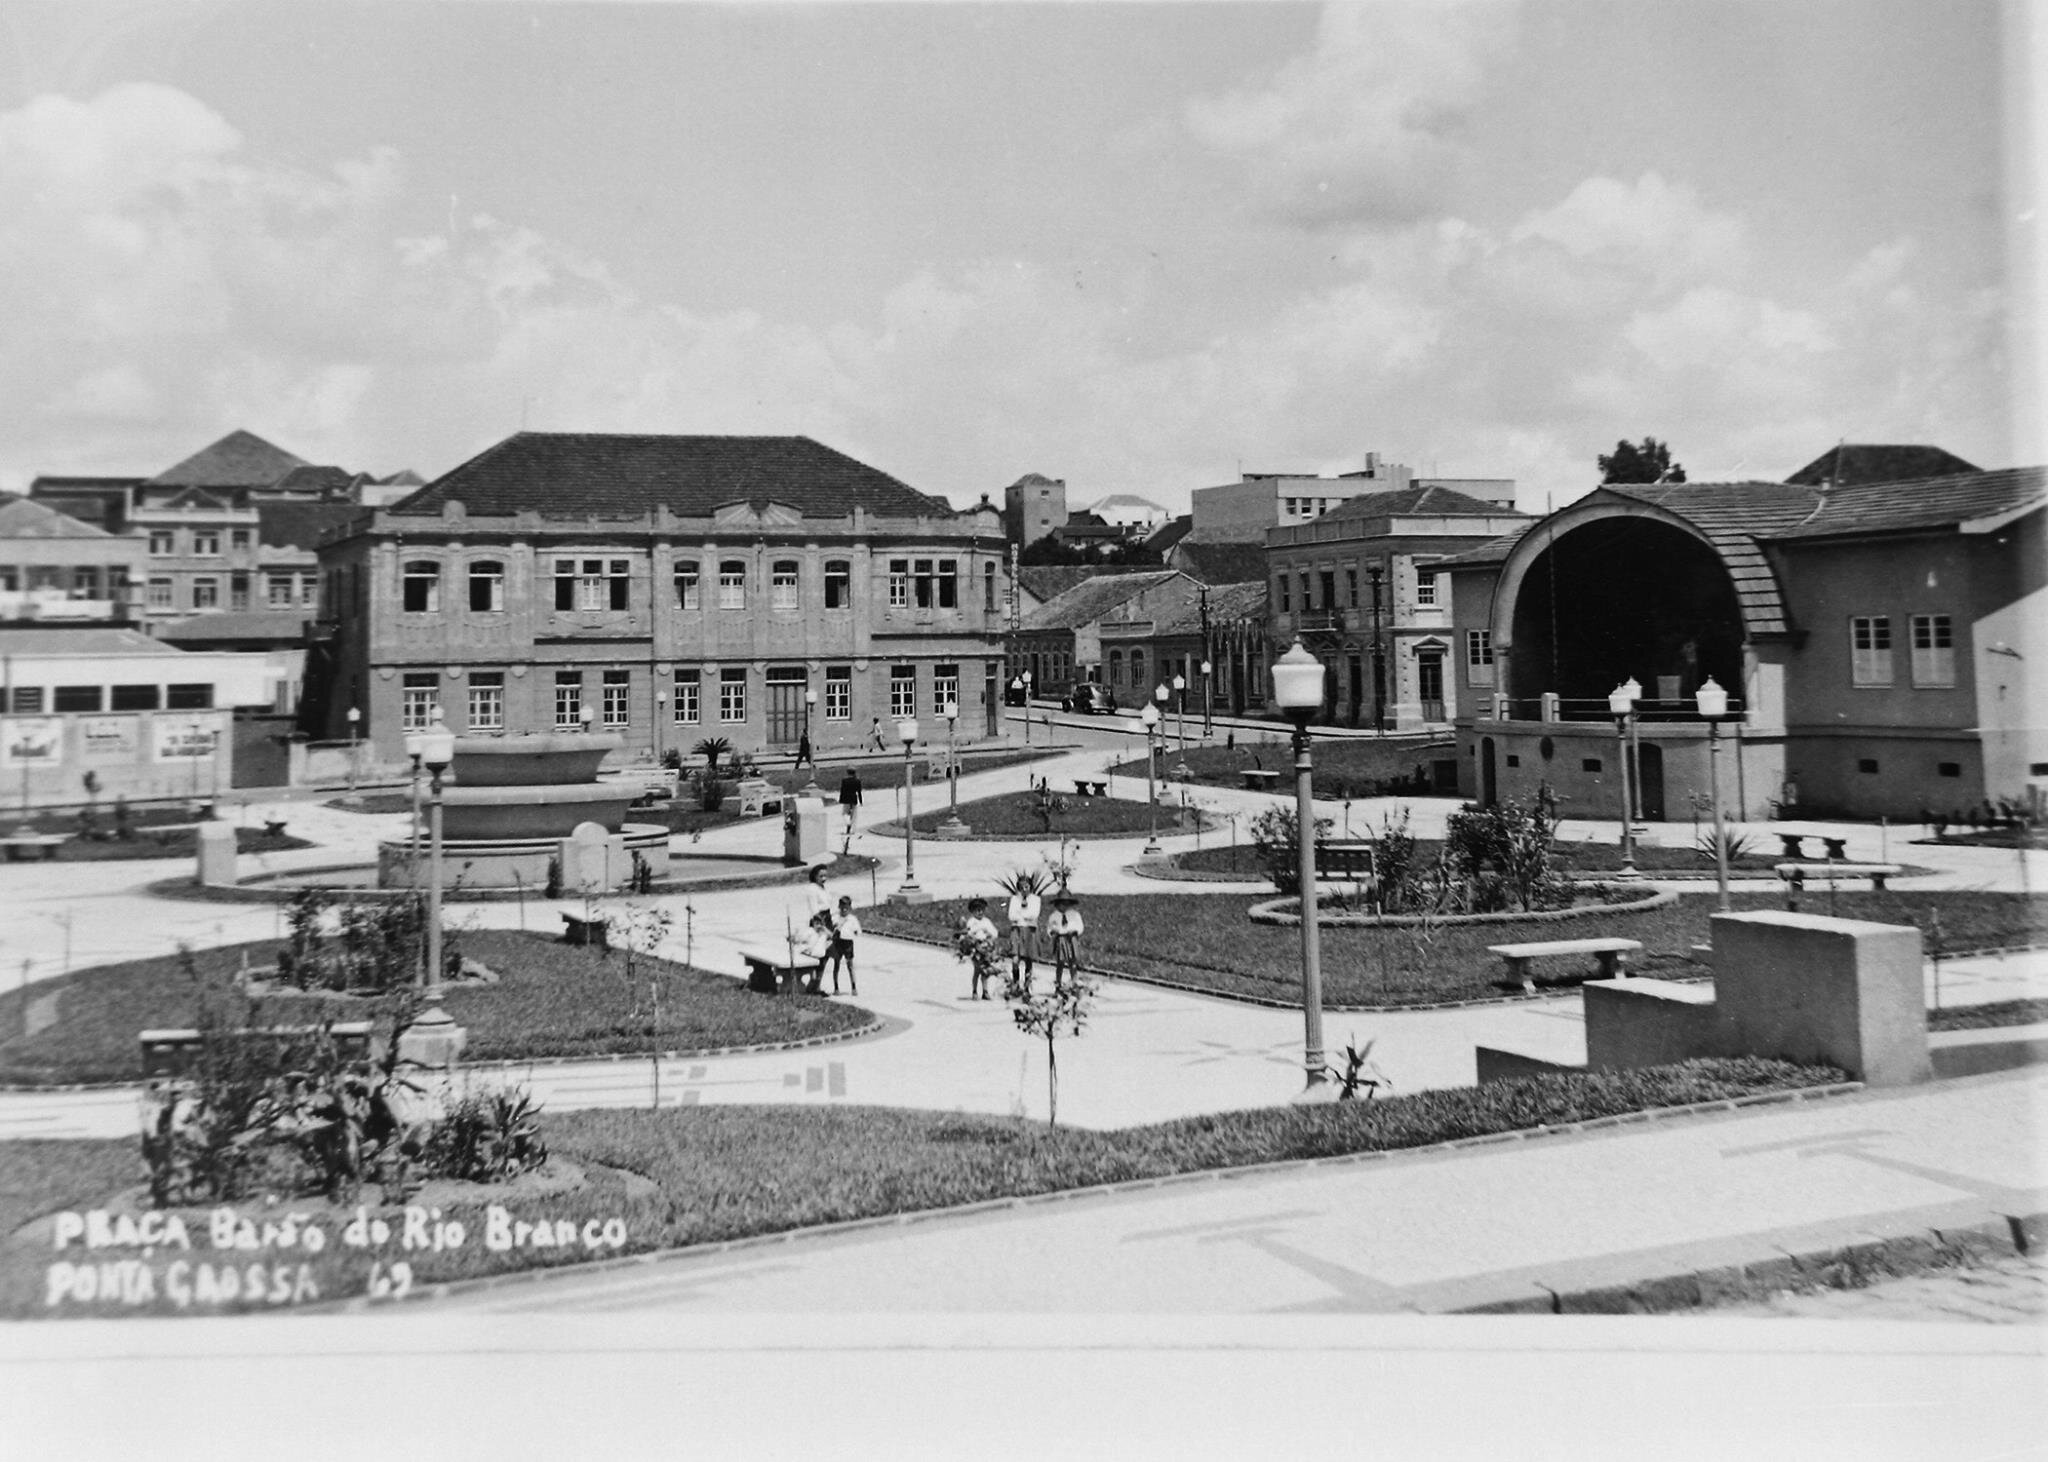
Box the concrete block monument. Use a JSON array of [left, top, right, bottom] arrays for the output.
[[195, 821, 237, 887], [783, 797, 828, 866]]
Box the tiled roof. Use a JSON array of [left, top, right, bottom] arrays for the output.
[[0, 494, 119, 540], [1596, 482, 1822, 636], [1317, 484, 1511, 522], [258, 502, 366, 551], [1022, 571, 1183, 632], [1143, 514, 1193, 555], [1017, 565, 1150, 603], [1169, 540, 1268, 585], [0, 626, 177, 656], [1435, 526, 1537, 570], [155, 612, 308, 644], [150, 430, 308, 488], [392, 433, 951, 519], [1763, 466, 2046, 541], [270, 465, 359, 496], [1154, 580, 1268, 634], [1784, 444, 1982, 487]]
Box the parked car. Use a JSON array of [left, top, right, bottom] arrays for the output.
[[1065, 683, 1118, 715]]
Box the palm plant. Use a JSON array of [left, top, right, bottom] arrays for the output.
[[692, 737, 733, 774]]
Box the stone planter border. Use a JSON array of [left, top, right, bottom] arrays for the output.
[[1247, 884, 1678, 928]]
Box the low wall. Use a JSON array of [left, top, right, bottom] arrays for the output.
[[1583, 979, 1718, 1070]]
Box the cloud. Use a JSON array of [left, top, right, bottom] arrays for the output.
[[1183, 0, 1518, 226]]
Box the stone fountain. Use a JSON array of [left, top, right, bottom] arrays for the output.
[[376, 732, 669, 893]]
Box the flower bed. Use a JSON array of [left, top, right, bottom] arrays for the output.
[[1247, 883, 1676, 928]]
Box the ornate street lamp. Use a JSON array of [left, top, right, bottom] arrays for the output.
[[1138, 703, 1163, 856], [345, 706, 361, 794], [888, 716, 929, 903], [401, 717, 465, 1066], [1271, 639, 1329, 1092], [1201, 658, 1214, 739], [938, 700, 967, 837], [1172, 672, 1189, 780], [802, 687, 823, 798], [578, 705, 595, 735], [1021, 669, 1034, 744], [403, 730, 425, 866], [653, 688, 667, 766], [1695, 676, 1734, 911], [1608, 680, 1640, 876]]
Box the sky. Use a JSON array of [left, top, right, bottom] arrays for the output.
[[0, 0, 2037, 514]]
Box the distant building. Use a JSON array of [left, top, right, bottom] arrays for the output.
[[1003, 473, 1067, 547], [1083, 493, 1171, 532], [1785, 443, 1981, 488], [307, 432, 1005, 765], [0, 495, 145, 623], [1191, 451, 1515, 540], [1268, 486, 1531, 729], [1012, 570, 1199, 699]]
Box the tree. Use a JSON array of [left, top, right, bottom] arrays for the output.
[[1598, 437, 1686, 484]]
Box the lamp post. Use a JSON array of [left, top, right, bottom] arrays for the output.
[[802, 688, 823, 798], [579, 704, 595, 735], [888, 716, 929, 903], [1153, 681, 1169, 783], [1619, 675, 1643, 822], [400, 717, 465, 1066], [653, 688, 667, 766], [1172, 672, 1189, 780], [1021, 670, 1033, 744], [1271, 639, 1329, 1092], [1201, 658, 1214, 740], [1138, 703, 1162, 856], [1695, 676, 1734, 912], [938, 700, 967, 837], [403, 732, 424, 867], [345, 706, 361, 794], [1608, 680, 1639, 876]]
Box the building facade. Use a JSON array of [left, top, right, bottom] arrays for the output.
[[0, 496, 145, 622], [307, 433, 1006, 766], [1268, 487, 1530, 730], [1191, 452, 1516, 541], [1012, 570, 1198, 701]]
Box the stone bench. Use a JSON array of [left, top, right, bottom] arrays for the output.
[[1775, 862, 1902, 892], [0, 834, 65, 861], [263, 819, 289, 838], [735, 778, 786, 818], [1487, 937, 1643, 993], [139, 1021, 375, 1080], [1316, 841, 1375, 880], [738, 946, 821, 996], [561, 913, 611, 949], [1072, 779, 1107, 797], [1240, 769, 1282, 792], [1773, 833, 1852, 861]]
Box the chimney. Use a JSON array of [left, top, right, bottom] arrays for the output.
[[1364, 451, 1381, 477]]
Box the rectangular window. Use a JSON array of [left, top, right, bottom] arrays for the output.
[[719, 668, 747, 722], [718, 560, 746, 610], [1465, 630, 1494, 687], [671, 670, 700, 725], [554, 672, 583, 728], [1857, 758, 1880, 774], [192, 577, 219, 610], [889, 666, 916, 719], [1851, 616, 1893, 686], [602, 669, 630, 727], [192, 531, 219, 556], [147, 577, 173, 609], [267, 574, 294, 608], [933, 664, 960, 717], [824, 560, 851, 611], [1299, 573, 1311, 612], [70, 567, 101, 599], [674, 562, 700, 610], [299, 574, 318, 607], [111, 684, 160, 711], [824, 667, 851, 721], [912, 559, 935, 610], [1938, 761, 1962, 778], [148, 531, 174, 556], [54, 685, 103, 713], [1415, 571, 1439, 607], [1345, 569, 1359, 609], [936, 559, 958, 609], [467, 672, 505, 731], [229, 572, 250, 611], [468, 561, 505, 613], [1582, 758, 1602, 772], [555, 558, 629, 612], [402, 561, 440, 613], [1910, 614, 1954, 687], [888, 559, 909, 608], [10, 687, 43, 713], [229, 529, 251, 552], [401, 672, 440, 732], [771, 560, 800, 610], [983, 562, 997, 613], [1277, 574, 1291, 612], [166, 684, 212, 710]]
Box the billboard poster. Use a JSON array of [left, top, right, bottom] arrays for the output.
[[152, 717, 220, 762], [79, 716, 139, 763], [1, 717, 64, 768]]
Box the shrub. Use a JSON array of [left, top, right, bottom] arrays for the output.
[[1251, 805, 1332, 897], [420, 1087, 548, 1185], [698, 775, 731, 813], [692, 736, 733, 774], [1444, 787, 1567, 913]]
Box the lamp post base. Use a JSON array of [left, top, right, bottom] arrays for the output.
[[1291, 1079, 1340, 1104], [937, 816, 970, 838], [887, 884, 934, 905], [397, 1003, 467, 1068]]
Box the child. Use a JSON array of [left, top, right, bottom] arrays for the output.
[[1046, 892, 1084, 991], [961, 897, 1001, 1000], [1005, 882, 1043, 994], [826, 895, 861, 995], [800, 911, 833, 995]]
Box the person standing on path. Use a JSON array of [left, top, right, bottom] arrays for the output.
[[961, 898, 1001, 1000], [837, 768, 863, 847], [868, 718, 888, 752], [803, 863, 831, 924], [1006, 882, 1043, 994], [1046, 892, 1084, 992], [794, 729, 816, 772]]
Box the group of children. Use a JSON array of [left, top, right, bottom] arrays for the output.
[[797, 866, 861, 995], [959, 885, 1083, 1001]]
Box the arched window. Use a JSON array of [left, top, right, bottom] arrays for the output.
[[1130, 649, 1147, 692], [1109, 649, 1125, 687], [402, 560, 440, 613], [719, 560, 746, 610], [468, 560, 505, 612], [771, 559, 800, 610], [824, 560, 851, 610]]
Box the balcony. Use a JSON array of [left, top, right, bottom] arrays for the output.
[[1293, 609, 1347, 636]]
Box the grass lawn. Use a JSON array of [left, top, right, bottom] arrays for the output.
[[863, 889, 2048, 1007], [0, 930, 872, 1086], [1, 1056, 1841, 1317], [899, 789, 1198, 838], [1174, 836, 1789, 882], [1110, 737, 1457, 799], [35, 827, 313, 862], [1927, 998, 2048, 1031]]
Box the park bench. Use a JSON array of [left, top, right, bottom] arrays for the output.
[[1775, 862, 1902, 892], [735, 778, 786, 818], [0, 833, 65, 861], [1487, 937, 1643, 994], [1240, 768, 1282, 792], [1315, 841, 1375, 881], [1072, 779, 1107, 797], [139, 1022, 375, 1080], [738, 946, 821, 996], [561, 913, 611, 949], [263, 819, 289, 838], [1774, 833, 1853, 860]]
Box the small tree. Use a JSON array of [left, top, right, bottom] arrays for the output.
[[613, 904, 676, 1108], [1598, 436, 1686, 484], [1251, 804, 1333, 898], [1024, 780, 1067, 835], [1445, 785, 1565, 912], [1010, 974, 1095, 1127]]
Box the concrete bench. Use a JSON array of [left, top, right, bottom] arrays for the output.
[[263, 819, 289, 838], [1316, 841, 1375, 880], [735, 778, 786, 818], [1774, 833, 1808, 859], [140, 1021, 375, 1080], [1240, 769, 1282, 792], [561, 913, 611, 949], [1487, 937, 1643, 993], [1, 834, 65, 861], [738, 946, 821, 996], [1072, 779, 1107, 797], [1775, 862, 1902, 892]]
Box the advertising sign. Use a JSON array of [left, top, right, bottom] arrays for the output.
[[0, 717, 64, 768], [79, 717, 139, 763], [152, 717, 220, 762]]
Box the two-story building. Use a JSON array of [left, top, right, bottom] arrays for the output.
[[305, 432, 1005, 765], [1267, 486, 1531, 729], [1012, 570, 1201, 702], [1191, 453, 1517, 541], [0, 495, 145, 622]]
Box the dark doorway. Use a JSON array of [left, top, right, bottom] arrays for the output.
[[1637, 742, 1665, 820], [1347, 654, 1363, 728], [1480, 737, 1497, 806]]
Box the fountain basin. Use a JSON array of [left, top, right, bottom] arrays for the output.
[[378, 823, 670, 890], [444, 732, 624, 787], [438, 783, 636, 841]]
